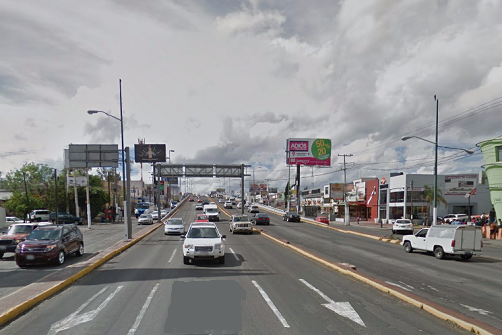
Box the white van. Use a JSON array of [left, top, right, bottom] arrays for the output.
[[203, 203, 220, 222], [401, 224, 482, 260]]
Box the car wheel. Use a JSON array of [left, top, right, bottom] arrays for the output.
[[37, 218, 42, 222], [434, 246, 445, 260], [183, 256, 190, 265], [460, 254, 473, 260], [403, 241, 413, 253], [0, 252, 3, 259], [16, 261, 27, 268], [57, 250, 65, 265], [267, 222, 270, 225], [218, 255, 225, 264], [232, 230, 235, 234], [76, 243, 84, 256], [392, 230, 395, 234]]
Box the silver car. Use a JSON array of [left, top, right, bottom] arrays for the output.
[[138, 214, 153, 225], [164, 218, 186, 235]]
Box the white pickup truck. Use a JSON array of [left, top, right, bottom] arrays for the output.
[[401, 225, 482, 260]]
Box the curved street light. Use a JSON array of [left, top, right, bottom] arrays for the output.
[[401, 133, 474, 225]]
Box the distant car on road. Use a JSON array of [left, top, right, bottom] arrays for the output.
[[248, 205, 259, 213], [283, 212, 300, 222], [229, 215, 253, 234], [392, 219, 414, 235], [181, 224, 226, 264], [315, 216, 329, 224], [49, 212, 82, 225], [164, 218, 186, 235], [15, 224, 84, 267], [251, 213, 270, 225], [6, 217, 24, 224], [224, 201, 233, 209], [195, 214, 209, 222], [138, 214, 154, 225], [0, 223, 40, 258], [26, 209, 51, 222]]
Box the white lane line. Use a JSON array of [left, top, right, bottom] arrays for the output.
[[300, 279, 365, 327], [398, 281, 415, 290], [385, 281, 412, 292], [48, 285, 123, 335], [168, 249, 177, 263], [460, 304, 492, 316], [252, 280, 290, 328], [229, 247, 240, 261], [128, 283, 160, 335]]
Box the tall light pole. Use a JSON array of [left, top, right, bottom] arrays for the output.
[[167, 149, 174, 203], [339, 154, 353, 226], [402, 105, 474, 225], [87, 79, 129, 237]]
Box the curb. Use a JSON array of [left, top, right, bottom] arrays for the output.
[[0, 199, 189, 327], [253, 228, 500, 335]]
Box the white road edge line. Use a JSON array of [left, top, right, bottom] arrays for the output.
[[251, 280, 290, 328], [299, 279, 365, 327], [385, 281, 412, 292], [128, 283, 160, 335], [168, 249, 177, 263], [229, 247, 240, 261]]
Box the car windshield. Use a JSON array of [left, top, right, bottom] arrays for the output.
[[167, 219, 183, 225], [28, 229, 62, 240], [140, 214, 150, 218], [256, 214, 267, 218], [187, 227, 219, 238], [7, 225, 34, 234], [205, 208, 218, 213]]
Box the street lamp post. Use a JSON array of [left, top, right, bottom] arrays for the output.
[[402, 98, 474, 225], [87, 79, 131, 238], [167, 150, 174, 205]]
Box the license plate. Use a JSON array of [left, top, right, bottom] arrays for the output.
[[26, 255, 35, 260]]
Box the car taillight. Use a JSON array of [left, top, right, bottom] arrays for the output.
[[451, 240, 455, 247]]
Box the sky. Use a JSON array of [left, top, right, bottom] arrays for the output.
[[1, 0, 502, 195]]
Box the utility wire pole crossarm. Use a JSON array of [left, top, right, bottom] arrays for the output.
[[338, 154, 353, 226]]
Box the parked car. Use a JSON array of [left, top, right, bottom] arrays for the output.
[[251, 213, 270, 225], [164, 218, 186, 235], [224, 201, 233, 209], [6, 217, 24, 224], [49, 212, 82, 224], [315, 215, 329, 224], [0, 223, 40, 258], [26, 209, 51, 222], [229, 215, 253, 234], [392, 219, 414, 235], [283, 212, 300, 222], [181, 224, 226, 264], [15, 225, 84, 266], [401, 225, 482, 260], [138, 214, 154, 225]]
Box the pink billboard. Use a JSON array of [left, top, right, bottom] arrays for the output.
[[286, 138, 331, 166]]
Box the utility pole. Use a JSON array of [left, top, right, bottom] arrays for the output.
[[54, 169, 59, 225], [410, 180, 414, 221], [339, 154, 353, 226]]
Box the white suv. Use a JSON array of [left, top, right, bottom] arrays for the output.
[[229, 215, 253, 234], [392, 219, 414, 235], [26, 210, 51, 222], [224, 201, 233, 209], [181, 224, 226, 264]]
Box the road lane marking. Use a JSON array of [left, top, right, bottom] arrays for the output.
[[299, 279, 365, 327], [229, 247, 240, 261], [460, 304, 492, 316], [128, 283, 160, 335], [398, 281, 415, 290], [168, 249, 177, 263], [251, 280, 290, 328], [48, 285, 123, 335], [385, 281, 412, 292]]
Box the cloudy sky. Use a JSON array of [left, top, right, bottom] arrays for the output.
[[1, 0, 501, 194]]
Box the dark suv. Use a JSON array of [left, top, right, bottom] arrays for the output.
[[49, 212, 82, 224], [15, 225, 84, 267], [283, 212, 300, 222]]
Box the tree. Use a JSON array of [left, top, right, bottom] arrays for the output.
[[4, 163, 55, 219], [423, 185, 447, 225]]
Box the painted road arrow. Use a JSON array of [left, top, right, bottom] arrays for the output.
[[300, 279, 365, 327]]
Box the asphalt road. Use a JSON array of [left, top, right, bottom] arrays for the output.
[[231, 205, 502, 331], [0, 201, 474, 335], [0, 219, 149, 300]]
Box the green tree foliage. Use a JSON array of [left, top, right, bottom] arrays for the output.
[[423, 184, 448, 224]]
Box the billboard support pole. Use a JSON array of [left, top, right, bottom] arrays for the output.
[[73, 169, 80, 219], [241, 164, 245, 215], [297, 164, 301, 213], [287, 150, 291, 212], [126, 147, 132, 239], [86, 168, 92, 229]]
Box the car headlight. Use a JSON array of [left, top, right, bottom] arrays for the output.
[[15, 244, 22, 251], [14, 239, 22, 244], [44, 244, 57, 252], [214, 243, 222, 250], [184, 244, 193, 249]]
